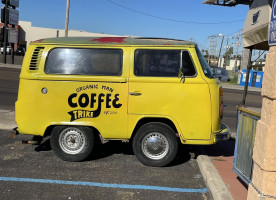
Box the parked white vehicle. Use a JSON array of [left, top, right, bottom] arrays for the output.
[[0, 46, 12, 54]]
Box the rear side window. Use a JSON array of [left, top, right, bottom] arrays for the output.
[[134, 50, 180, 77], [45, 48, 122, 76]]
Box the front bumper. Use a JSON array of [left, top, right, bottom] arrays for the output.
[[215, 123, 230, 142]]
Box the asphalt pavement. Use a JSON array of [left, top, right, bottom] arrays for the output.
[[0, 129, 211, 200]]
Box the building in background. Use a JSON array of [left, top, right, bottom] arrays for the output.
[[18, 21, 121, 49], [0, 21, 122, 51]]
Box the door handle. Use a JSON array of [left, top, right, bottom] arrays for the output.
[[129, 92, 142, 96]]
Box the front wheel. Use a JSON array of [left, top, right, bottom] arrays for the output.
[[132, 122, 178, 167], [50, 126, 94, 162]]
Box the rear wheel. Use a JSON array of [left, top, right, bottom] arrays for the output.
[[50, 126, 94, 162], [132, 122, 178, 167]]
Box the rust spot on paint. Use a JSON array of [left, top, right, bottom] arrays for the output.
[[91, 37, 127, 43]]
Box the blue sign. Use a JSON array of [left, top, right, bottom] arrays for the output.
[[269, 0, 276, 45]]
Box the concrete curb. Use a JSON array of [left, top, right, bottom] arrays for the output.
[[0, 109, 17, 130], [197, 154, 234, 200], [222, 83, 262, 93], [0, 63, 21, 69]]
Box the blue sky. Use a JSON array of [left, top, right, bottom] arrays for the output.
[[19, 0, 249, 52]]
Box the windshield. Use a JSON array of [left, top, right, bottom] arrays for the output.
[[195, 46, 213, 78]]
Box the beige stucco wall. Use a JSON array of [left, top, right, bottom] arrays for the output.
[[247, 46, 276, 199], [18, 21, 121, 47]]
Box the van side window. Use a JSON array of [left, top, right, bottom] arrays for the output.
[[134, 50, 180, 77], [182, 51, 196, 76], [45, 48, 122, 76]]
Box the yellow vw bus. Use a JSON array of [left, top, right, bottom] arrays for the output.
[[15, 37, 229, 167]]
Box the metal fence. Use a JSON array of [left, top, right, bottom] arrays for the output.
[[233, 107, 261, 185]]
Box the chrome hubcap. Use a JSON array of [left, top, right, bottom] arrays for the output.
[[142, 132, 169, 160], [59, 128, 86, 155]]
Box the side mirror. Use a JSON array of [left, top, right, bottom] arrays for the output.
[[178, 67, 185, 83]]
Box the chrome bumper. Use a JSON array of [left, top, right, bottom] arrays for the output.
[[215, 123, 230, 142]]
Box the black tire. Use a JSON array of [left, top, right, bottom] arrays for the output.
[[132, 122, 178, 167], [50, 126, 94, 162]]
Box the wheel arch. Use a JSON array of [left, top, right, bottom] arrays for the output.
[[44, 124, 102, 141], [130, 117, 180, 141]]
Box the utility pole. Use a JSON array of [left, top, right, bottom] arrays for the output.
[[258, 50, 261, 65], [208, 38, 211, 64], [208, 35, 218, 66], [223, 36, 229, 68], [1, 0, 19, 64], [2, 0, 8, 63], [218, 36, 224, 67], [234, 32, 241, 71], [65, 0, 70, 37]]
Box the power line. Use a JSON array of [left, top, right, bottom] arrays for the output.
[[224, 29, 243, 37], [198, 29, 243, 49], [192, 38, 209, 50], [198, 37, 210, 46], [106, 0, 245, 25]]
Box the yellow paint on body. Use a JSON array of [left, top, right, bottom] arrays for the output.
[[16, 39, 225, 145]]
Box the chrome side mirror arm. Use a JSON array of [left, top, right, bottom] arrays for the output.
[[178, 67, 185, 83]]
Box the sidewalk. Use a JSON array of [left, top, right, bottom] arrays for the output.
[[0, 109, 16, 130], [0, 63, 21, 69], [221, 83, 262, 93], [203, 140, 248, 200]]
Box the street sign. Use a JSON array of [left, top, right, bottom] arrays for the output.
[[0, 27, 3, 40], [269, 0, 276, 46], [1, 0, 19, 7], [8, 27, 18, 43], [9, 0, 19, 8], [8, 7, 18, 25], [1, 7, 5, 23]]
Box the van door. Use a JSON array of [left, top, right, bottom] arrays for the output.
[[38, 47, 128, 139], [128, 48, 212, 140]]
